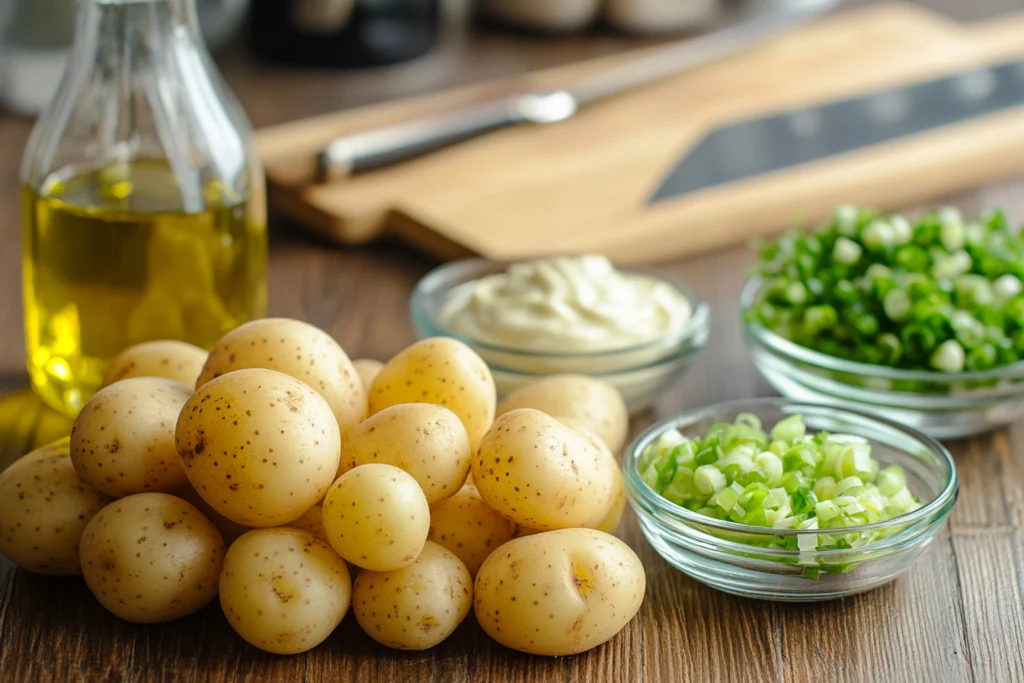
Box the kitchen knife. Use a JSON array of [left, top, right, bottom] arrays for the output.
[[651, 58, 1024, 202], [315, 0, 841, 181]]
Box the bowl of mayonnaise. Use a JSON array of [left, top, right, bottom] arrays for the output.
[[410, 255, 709, 413]]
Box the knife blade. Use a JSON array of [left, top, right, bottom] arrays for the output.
[[315, 0, 840, 182], [650, 58, 1024, 203]]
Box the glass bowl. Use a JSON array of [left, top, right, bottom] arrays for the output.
[[410, 258, 710, 414], [742, 277, 1024, 439], [624, 398, 958, 602]]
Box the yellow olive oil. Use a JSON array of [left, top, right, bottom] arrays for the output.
[[22, 159, 267, 416]]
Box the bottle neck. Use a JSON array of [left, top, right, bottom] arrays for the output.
[[77, 0, 202, 44]]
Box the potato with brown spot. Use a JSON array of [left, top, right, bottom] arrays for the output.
[[175, 368, 341, 527], [196, 318, 366, 434], [102, 340, 208, 388], [0, 439, 112, 575], [427, 483, 515, 576], [71, 377, 192, 497], [474, 528, 646, 656], [471, 409, 616, 531], [339, 403, 470, 502], [497, 375, 628, 454], [353, 541, 472, 650], [219, 527, 352, 655], [352, 358, 383, 392], [79, 492, 225, 623], [368, 337, 496, 450], [321, 464, 429, 572]]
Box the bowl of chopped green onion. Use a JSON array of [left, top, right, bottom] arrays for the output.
[[742, 206, 1024, 439], [625, 399, 957, 601]]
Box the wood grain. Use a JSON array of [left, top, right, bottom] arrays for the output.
[[1, 2, 1023, 681]]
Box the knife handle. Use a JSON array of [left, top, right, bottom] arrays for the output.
[[316, 100, 519, 181]]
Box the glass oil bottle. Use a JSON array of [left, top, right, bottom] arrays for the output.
[[21, 0, 267, 416]]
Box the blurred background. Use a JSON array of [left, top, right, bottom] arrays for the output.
[[0, 0, 1015, 125]]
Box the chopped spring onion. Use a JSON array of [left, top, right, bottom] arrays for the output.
[[639, 415, 921, 577], [747, 206, 1024, 372]]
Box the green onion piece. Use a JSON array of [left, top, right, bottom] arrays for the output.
[[876, 333, 903, 364], [815, 500, 841, 524], [885, 487, 915, 515], [755, 451, 784, 487], [835, 205, 859, 235], [833, 237, 862, 265], [813, 476, 837, 501], [785, 281, 808, 305], [781, 470, 808, 494], [710, 486, 740, 512], [693, 465, 726, 495], [883, 289, 912, 322], [940, 219, 965, 251], [877, 466, 906, 497], [931, 339, 966, 373], [694, 446, 719, 467], [889, 215, 912, 244], [994, 274, 1023, 299], [803, 305, 838, 336], [671, 441, 696, 469], [862, 220, 896, 251], [770, 414, 806, 442]]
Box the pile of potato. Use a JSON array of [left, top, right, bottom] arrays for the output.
[[0, 319, 645, 657]]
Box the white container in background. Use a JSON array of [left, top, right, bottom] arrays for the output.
[[480, 0, 602, 32], [605, 0, 720, 34]]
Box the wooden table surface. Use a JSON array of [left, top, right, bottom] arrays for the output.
[[2, 2, 1024, 681]]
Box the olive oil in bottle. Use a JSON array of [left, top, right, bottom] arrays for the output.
[[20, 0, 268, 416], [22, 160, 266, 415]]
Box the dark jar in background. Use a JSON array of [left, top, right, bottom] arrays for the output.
[[249, 0, 440, 68]]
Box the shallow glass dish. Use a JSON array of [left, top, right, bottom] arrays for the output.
[[742, 277, 1024, 439], [624, 398, 958, 602], [410, 258, 710, 413]]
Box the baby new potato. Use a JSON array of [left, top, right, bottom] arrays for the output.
[[0, 439, 111, 575], [102, 340, 208, 388], [497, 375, 628, 454], [322, 464, 429, 571], [368, 337, 496, 449], [79, 493, 225, 623], [427, 483, 515, 576], [220, 528, 352, 655], [175, 368, 341, 527], [339, 403, 471, 503], [353, 541, 472, 650], [71, 377, 192, 497], [196, 318, 366, 434], [472, 409, 616, 530], [474, 528, 645, 656], [352, 358, 383, 392]]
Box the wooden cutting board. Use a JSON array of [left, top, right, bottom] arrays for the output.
[[258, 3, 1024, 263]]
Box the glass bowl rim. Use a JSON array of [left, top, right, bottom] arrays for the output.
[[740, 276, 1024, 383], [624, 397, 959, 547], [410, 257, 711, 359]]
